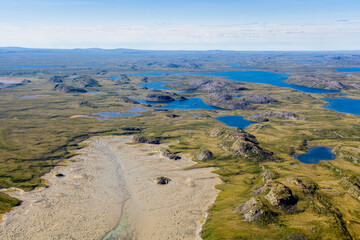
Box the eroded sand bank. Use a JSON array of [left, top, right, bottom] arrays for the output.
[[0, 136, 221, 240]]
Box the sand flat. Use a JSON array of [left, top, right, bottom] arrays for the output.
[[0, 136, 221, 240]]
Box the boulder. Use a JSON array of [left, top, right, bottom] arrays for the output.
[[160, 148, 181, 160], [196, 150, 213, 161], [265, 183, 298, 211], [239, 197, 267, 222], [156, 176, 171, 185]]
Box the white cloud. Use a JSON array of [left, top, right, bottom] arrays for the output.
[[0, 22, 359, 50]]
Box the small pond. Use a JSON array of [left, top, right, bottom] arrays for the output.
[[293, 146, 336, 164], [216, 115, 256, 129]]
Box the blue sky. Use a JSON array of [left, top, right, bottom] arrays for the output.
[[0, 0, 359, 50]]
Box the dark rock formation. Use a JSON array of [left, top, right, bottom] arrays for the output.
[[53, 84, 87, 93], [132, 135, 160, 144], [142, 77, 148, 82], [156, 176, 171, 185], [160, 148, 181, 160], [196, 150, 213, 161], [146, 94, 175, 102], [49, 75, 66, 83], [145, 92, 186, 102], [118, 96, 139, 104], [265, 183, 298, 211], [165, 114, 180, 118], [119, 127, 142, 131]]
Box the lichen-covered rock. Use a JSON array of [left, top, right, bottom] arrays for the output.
[[160, 148, 181, 160], [239, 197, 267, 222], [196, 150, 213, 161], [265, 183, 298, 211]]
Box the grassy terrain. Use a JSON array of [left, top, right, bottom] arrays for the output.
[[0, 56, 359, 239]]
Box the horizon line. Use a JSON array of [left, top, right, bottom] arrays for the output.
[[1, 46, 360, 52]]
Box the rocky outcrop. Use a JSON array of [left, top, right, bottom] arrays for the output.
[[72, 76, 101, 88], [146, 94, 174, 102], [211, 128, 275, 162], [262, 166, 279, 182], [169, 79, 245, 93], [260, 111, 305, 120], [207, 93, 255, 110], [160, 148, 181, 160], [289, 178, 318, 195], [132, 135, 160, 144], [250, 114, 269, 122], [242, 94, 276, 104], [145, 92, 186, 102], [165, 114, 180, 118], [287, 74, 346, 90], [49, 75, 66, 83], [156, 176, 171, 185], [118, 96, 139, 104], [265, 183, 298, 211], [341, 177, 360, 201], [239, 197, 268, 222], [196, 150, 213, 161], [53, 84, 87, 93]]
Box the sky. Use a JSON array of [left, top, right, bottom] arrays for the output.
[[0, 0, 359, 50]]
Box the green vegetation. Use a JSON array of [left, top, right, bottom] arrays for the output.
[[0, 51, 360, 239]]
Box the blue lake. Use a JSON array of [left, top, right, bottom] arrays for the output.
[[92, 112, 140, 118], [154, 98, 224, 110], [321, 98, 360, 116], [131, 71, 337, 94], [293, 146, 335, 164], [216, 116, 256, 130], [336, 68, 360, 72], [138, 82, 170, 90], [128, 71, 360, 116]]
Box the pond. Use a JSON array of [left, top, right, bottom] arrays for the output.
[[293, 146, 336, 164], [216, 115, 256, 130]]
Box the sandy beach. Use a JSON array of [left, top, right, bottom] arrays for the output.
[[0, 136, 221, 240]]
